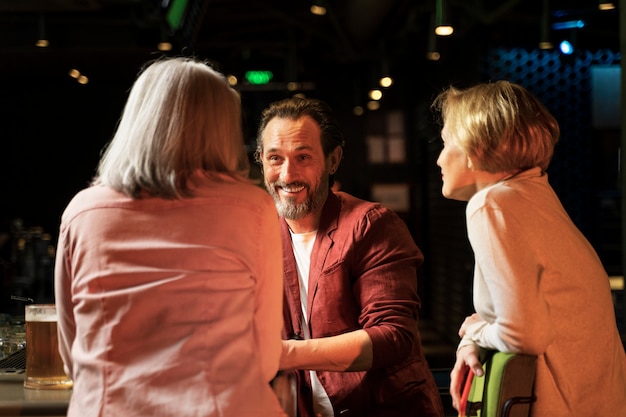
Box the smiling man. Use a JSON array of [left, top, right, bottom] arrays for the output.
[[255, 97, 444, 417]]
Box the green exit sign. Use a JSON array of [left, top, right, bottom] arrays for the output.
[[245, 70, 273, 85]]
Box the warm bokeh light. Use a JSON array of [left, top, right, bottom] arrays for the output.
[[157, 41, 173, 51], [435, 25, 453, 36], [426, 51, 441, 61], [310, 5, 326, 16], [379, 76, 393, 88], [598, 2, 616, 11], [539, 41, 554, 50], [366, 101, 380, 111], [368, 89, 382, 101]]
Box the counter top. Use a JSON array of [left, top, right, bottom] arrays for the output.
[[0, 374, 70, 417]]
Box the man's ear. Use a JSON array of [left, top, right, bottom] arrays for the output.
[[329, 146, 343, 174]]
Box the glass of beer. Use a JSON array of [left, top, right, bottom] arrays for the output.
[[24, 304, 73, 390]]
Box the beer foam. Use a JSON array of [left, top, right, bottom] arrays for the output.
[[25, 305, 58, 322]]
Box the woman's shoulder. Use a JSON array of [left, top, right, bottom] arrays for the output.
[[60, 185, 128, 225], [467, 169, 549, 218], [219, 179, 273, 202], [65, 184, 125, 210]]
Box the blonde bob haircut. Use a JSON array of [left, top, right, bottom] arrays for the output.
[[93, 56, 250, 199], [432, 80, 560, 173]]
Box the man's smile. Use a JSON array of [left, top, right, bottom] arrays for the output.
[[278, 184, 306, 194]]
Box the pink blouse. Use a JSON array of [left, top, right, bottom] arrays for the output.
[[54, 173, 286, 417]]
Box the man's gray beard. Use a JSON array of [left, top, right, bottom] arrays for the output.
[[275, 197, 312, 220], [268, 177, 329, 221]]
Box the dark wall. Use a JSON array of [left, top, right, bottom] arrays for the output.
[[1, 76, 130, 236], [0, 45, 621, 336]]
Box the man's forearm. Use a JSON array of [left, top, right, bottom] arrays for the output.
[[280, 329, 373, 372]]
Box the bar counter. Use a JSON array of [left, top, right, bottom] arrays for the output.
[[0, 374, 70, 417]]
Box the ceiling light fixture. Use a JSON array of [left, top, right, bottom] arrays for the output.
[[310, 1, 327, 16], [227, 75, 238, 86], [598, 1, 616, 11], [434, 0, 453, 36], [559, 40, 574, 55], [68, 68, 88, 85], [35, 14, 49, 48], [552, 20, 585, 30], [378, 58, 393, 88], [157, 24, 173, 52], [539, 0, 554, 50], [426, 13, 441, 60], [558, 29, 578, 57], [157, 41, 173, 51], [351, 80, 365, 116], [379, 76, 393, 88], [368, 89, 382, 101]]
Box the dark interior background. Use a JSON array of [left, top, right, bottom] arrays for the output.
[[0, 1, 623, 351]]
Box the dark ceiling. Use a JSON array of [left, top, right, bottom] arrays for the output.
[[0, 1, 620, 95]]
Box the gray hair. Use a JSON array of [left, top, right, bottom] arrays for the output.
[[93, 56, 249, 198]]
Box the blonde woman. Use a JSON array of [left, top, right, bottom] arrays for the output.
[[433, 80, 626, 417]]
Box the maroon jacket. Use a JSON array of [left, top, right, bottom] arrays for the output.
[[280, 191, 444, 417]]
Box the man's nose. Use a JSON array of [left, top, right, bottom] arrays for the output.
[[280, 159, 299, 182]]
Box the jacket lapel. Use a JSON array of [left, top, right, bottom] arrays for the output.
[[280, 220, 304, 339], [306, 193, 340, 323]]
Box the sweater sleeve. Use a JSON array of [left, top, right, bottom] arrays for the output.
[[465, 200, 554, 354]]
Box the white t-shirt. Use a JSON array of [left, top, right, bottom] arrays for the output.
[[290, 230, 334, 417]]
